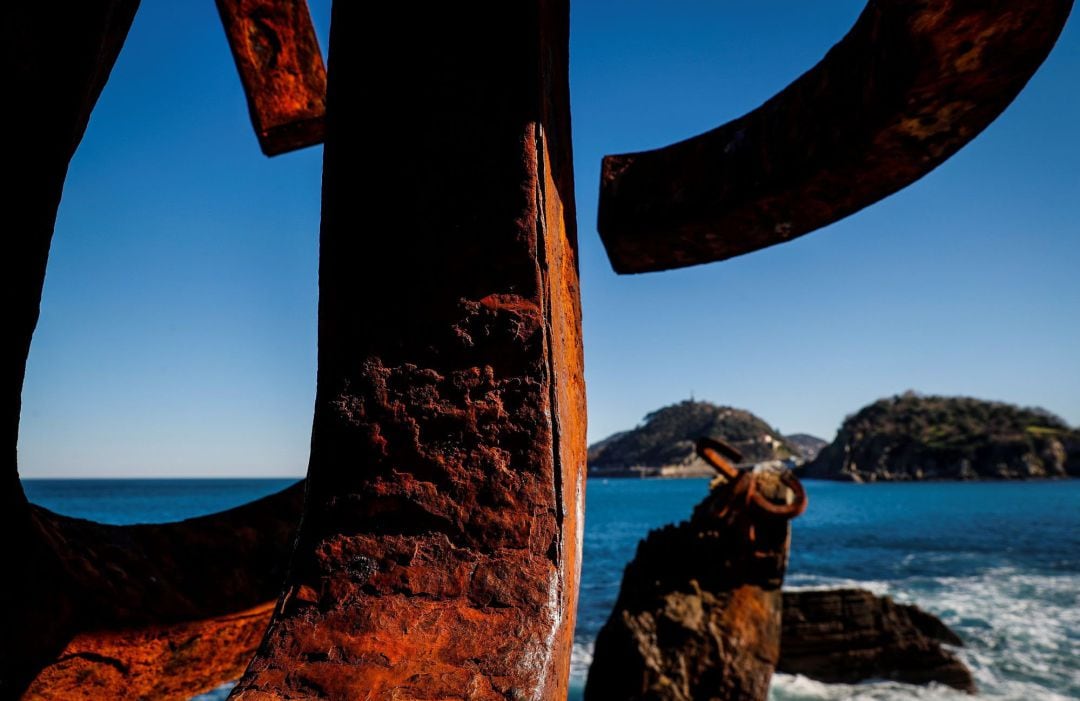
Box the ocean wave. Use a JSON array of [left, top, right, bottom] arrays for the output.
[[569, 568, 1079, 700], [769, 675, 972, 701]]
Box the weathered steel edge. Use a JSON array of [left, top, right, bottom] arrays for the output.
[[598, 1, 1075, 274]]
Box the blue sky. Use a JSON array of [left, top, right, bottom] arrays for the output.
[[19, 2, 1080, 477]]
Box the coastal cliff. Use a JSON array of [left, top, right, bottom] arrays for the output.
[[806, 392, 1080, 481], [588, 400, 799, 477]]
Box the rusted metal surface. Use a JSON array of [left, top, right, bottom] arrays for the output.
[[23, 603, 276, 701], [5, 8, 308, 695], [598, 0, 1074, 274], [698, 438, 808, 523], [584, 441, 807, 700], [215, 0, 326, 156], [697, 435, 743, 480], [4, 1, 144, 694], [3, 0, 1073, 698], [229, 2, 585, 698], [6, 485, 303, 698]]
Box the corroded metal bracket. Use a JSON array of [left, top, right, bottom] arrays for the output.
[[599, 0, 1074, 273], [215, 0, 327, 156]]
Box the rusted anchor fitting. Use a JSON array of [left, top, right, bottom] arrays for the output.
[[695, 436, 808, 522], [749, 469, 807, 519], [697, 436, 742, 482]]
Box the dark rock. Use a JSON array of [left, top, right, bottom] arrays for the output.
[[779, 588, 975, 693], [585, 465, 807, 701], [806, 392, 1080, 481]]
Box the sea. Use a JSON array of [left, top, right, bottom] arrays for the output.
[[22, 478, 1079, 701]]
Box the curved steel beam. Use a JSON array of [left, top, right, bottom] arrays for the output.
[[22, 484, 303, 700], [598, 1, 1074, 274], [3, 4, 306, 697], [4, 2, 144, 694]]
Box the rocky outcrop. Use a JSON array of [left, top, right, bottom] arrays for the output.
[[585, 457, 807, 701], [779, 588, 975, 692], [806, 392, 1080, 481], [589, 401, 798, 477]]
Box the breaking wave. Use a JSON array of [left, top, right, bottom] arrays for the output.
[[568, 569, 1080, 700]]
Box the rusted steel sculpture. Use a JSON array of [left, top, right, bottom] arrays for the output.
[[599, 2, 1076, 273], [20, 487, 302, 700], [2, 0, 1073, 699], [228, 3, 587, 697], [214, 0, 327, 155], [3, 3, 303, 699], [584, 439, 807, 700]]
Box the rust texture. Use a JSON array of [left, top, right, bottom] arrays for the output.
[[3, 0, 1073, 698], [215, 0, 326, 156], [598, 0, 1074, 273], [23, 603, 275, 701], [584, 444, 806, 701], [230, 1, 585, 698], [4, 1, 142, 694], [3, 2, 307, 696], [3, 485, 302, 698]]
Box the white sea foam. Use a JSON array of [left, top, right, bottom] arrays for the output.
[[569, 569, 1080, 700], [570, 639, 595, 687]]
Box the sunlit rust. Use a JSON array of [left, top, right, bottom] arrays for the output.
[[9, 485, 303, 698], [4, 0, 1073, 697], [697, 435, 743, 481], [215, 0, 326, 156], [23, 603, 276, 701], [228, 3, 585, 697]]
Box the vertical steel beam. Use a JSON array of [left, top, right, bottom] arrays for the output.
[[228, 0, 1074, 693], [231, 1, 585, 698]]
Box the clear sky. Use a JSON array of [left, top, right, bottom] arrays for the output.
[[19, 2, 1080, 478]]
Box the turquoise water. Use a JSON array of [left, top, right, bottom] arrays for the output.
[[23, 478, 1080, 700]]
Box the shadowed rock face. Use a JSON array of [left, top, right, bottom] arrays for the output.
[[779, 588, 975, 693], [806, 393, 1080, 481], [585, 467, 805, 701]]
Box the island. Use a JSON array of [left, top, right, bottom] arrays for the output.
[[805, 392, 1080, 481], [587, 400, 818, 478]]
